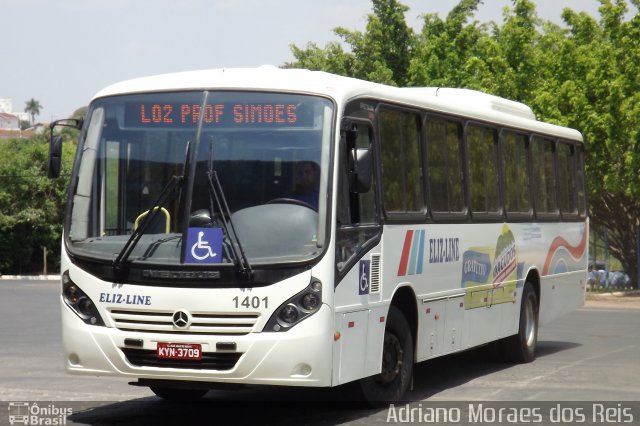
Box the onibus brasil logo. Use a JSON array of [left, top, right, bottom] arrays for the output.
[[7, 402, 72, 425]]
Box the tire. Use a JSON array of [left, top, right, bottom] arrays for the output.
[[149, 386, 208, 401], [501, 282, 538, 363], [359, 305, 413, 406]]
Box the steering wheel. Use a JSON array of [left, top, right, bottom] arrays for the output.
[[265, 198, 317, 211]]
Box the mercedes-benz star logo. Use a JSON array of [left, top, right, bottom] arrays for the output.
[[172, 310, 191, 329]]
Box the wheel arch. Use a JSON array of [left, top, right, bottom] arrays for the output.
[[389, 285, 418, 359], [525, 268, 541, 308]]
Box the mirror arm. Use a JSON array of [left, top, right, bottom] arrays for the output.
[[49, 117, 83, 131]]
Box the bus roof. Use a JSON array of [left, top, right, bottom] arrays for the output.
[[93, 66, 583, 142]]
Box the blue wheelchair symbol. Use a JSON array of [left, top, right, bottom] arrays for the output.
[[359, 259, 370, 295], [185, 228, 223, 264]]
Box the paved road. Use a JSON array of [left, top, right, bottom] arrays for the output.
[[1, 280, 639, 425]]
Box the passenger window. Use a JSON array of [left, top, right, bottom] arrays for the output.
[[379, 108, 423, 214], [531, 136, 557, 215], [576, 146, 587, 216], [426, 117, 464, 214], [557, 141, 577, 216], [502, 131, 530, 215], [466, 124, 500, 214]]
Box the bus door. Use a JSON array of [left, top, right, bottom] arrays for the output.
[[334, 117, 384, 384]]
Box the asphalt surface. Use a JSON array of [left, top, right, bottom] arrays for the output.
[[1, 279, 639, 425]]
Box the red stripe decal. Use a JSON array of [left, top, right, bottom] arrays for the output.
[[397, 230, 414, 276], [543, 224, 588, 275]]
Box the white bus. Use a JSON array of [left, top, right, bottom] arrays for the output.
[[48, 67, 588, 403]]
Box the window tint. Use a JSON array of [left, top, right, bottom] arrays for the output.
[[379, 108, 423, 213], [354, 123, 377, 224], [426, 117, 464, 213], [105, 141, 120, 232], [557, 141, 577, 215], [531, 136, 557, 214], [502, 131, 530, 214], [466, 124, 500, 214], [576, 146, 587, 216]]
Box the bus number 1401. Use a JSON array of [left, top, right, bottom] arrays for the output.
[[233, 296, 268, 309]]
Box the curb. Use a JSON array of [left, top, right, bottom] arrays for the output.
[[0, 275, 60, 281], [586, 289, 640, 299]]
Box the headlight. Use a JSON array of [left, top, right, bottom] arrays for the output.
[[279, 304, 300, 323], [264, 278, 322, 332], [62, 271, 105, 326], [301, 292, 320, 311]]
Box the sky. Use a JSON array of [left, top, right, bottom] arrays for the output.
[[1, 0, 636, 122]]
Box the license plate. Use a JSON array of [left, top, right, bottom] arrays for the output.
[[156, 342, 202, 360]]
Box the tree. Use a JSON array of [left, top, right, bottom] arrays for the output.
[[24, 98, 42, 126], [409, 0, 491, 89], [548, 1, 640, 287], [290, 0, 415, 86], [288, 0, 640, 287], [0, 136, 76, 274]]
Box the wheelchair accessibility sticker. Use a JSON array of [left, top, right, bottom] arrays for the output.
[[359, 259, 370, 295], [185, 227, 223, 264]]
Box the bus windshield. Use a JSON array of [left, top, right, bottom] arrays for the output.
[[66, 91, 334, 266]]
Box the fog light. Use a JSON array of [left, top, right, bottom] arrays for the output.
[[279, 304, 299, 323], [68, 353, 80, 366], [291, 363, 312, 377]]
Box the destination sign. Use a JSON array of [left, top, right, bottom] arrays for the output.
[[124, 101, 314, 128]]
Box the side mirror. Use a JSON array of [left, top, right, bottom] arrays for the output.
[[47, 117, 83, 179], [47, 134, 62, 178], [350, 148, 372, 193]]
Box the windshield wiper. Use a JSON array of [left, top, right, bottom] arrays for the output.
[[112, 175, 183, 273], [112, 142, 190, 274], [205, 141, 253, 281]]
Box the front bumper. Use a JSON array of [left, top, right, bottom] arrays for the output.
[[62, 300, 333, 387]]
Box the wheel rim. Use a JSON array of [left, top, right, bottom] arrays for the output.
[[523, 295, 537, 348], [379, 332, 404, 384]]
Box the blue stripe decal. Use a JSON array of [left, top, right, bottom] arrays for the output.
[[407, 230, 420, 275], [416, 230, 425, 274]]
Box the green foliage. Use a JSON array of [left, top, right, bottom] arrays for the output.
[[0, 136, 76, 274], [288, 0, 640, 286], [290, 0, 414, 85], [410, 0, 492, 89]]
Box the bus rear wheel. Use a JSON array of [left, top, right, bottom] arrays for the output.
[[358, 305, 413, 406], [149, 386, 208, 401], [500, 282, 538, 363]]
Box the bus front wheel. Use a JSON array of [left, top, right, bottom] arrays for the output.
[[358, 305, 413, 406], [500, 282, 538, 363]]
